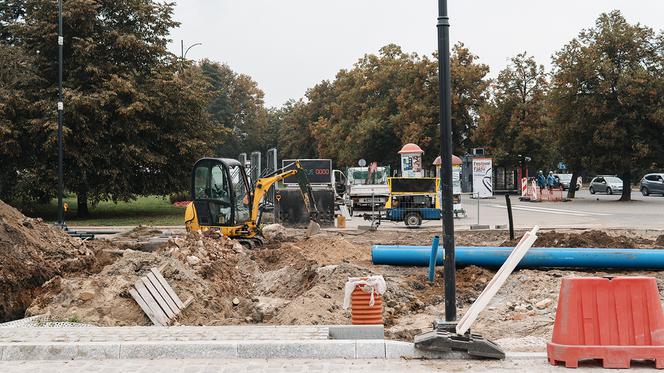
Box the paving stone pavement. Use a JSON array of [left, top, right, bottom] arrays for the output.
[[0, 358, 658, 372], [0, 326, 330, 343]]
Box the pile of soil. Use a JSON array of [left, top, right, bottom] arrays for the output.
[[503, 229, 658, 248], [0, 200, 111, 322], [27, 232, 256, 326]]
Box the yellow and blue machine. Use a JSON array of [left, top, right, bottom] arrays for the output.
[[384, 177, 441, 227]]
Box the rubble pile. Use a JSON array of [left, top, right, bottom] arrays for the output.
[[2, 198, 663, 345], [0, 200, 111, 322]]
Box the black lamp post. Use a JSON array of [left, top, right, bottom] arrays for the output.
[[414, 0, 504, 358], [56, 0, 65, 228], [436, 0, 456, 324]]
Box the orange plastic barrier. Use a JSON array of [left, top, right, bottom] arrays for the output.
[[547, 277, 664, 369], [350, 285, 383, 325]]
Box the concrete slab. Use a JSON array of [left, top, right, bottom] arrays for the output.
[[237, 340, 355, 359], [385, 341, 470, 359], [355, 340, 385, 358], [327, 325, 384, 340], [1, 343, 120, 360], [119, 341, 237, 359]]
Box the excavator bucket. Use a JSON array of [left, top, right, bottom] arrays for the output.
[[306, 220, 321, 237]]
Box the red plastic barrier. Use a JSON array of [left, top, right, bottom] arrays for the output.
[[547, 277, 664, 369]]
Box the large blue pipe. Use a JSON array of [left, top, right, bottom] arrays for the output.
[[371, 245, 664, 269]]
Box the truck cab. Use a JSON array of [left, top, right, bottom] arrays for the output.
[[347, 166, 390, 209]]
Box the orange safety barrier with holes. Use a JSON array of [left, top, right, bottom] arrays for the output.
[[548, 276, 664, 369]]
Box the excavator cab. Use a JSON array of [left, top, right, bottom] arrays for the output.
[[186, 158, 254, 235]]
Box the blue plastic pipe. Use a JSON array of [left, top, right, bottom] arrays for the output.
[[428, 236, 440, 283], [371, 245, 664, 269]]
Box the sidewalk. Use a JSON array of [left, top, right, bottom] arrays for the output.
[[0, 357, 599, 373], [0, 325, 542, 361]]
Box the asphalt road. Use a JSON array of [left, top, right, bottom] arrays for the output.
[[347, 190, 664, 231]]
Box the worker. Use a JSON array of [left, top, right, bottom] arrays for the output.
[[536, 171, 546, 193], [547, 171, 556, 191]]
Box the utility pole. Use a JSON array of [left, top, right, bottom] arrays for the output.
[[437, 0, 456, 323], [56, 0, 65, 228]]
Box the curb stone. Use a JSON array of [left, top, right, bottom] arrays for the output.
[[119, 341, 237, 359], [0, 340, 547, 361], [238, 340, 356, 359]]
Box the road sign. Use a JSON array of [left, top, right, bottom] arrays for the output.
[[358, 159, 366, 167]]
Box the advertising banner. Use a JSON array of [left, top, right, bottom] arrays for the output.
[[452, 165, 461, 195], [400, 153, 423, 178], [472, 158, 493, 198]]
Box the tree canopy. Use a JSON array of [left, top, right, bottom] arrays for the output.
[[473, 52, 553, 171], [549, 10, 664, 200], [0, 0, 220, 215], [276, 43, 490, 170]]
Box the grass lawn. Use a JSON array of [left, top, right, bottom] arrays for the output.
[[19, 195, 185, 226]]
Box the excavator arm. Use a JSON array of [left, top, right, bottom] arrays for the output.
[[251, 161, 320, 234]]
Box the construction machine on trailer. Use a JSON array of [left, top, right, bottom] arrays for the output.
[[184, 158, 320, 247]]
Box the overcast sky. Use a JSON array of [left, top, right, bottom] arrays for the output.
[[167, 0, 664, 107]]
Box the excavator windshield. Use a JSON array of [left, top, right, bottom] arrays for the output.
[[228, 165, 251, 224], [191, 158, 252, 227]]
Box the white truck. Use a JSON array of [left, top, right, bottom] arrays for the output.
[[347, 166, 390, 211]]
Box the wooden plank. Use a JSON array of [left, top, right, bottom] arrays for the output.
[[150, 267, 184, 309], [141, 276, 176, 319], [182, 296, 194, 309], [456, 226, 540, 335], [133, 280, 169, 326], [129, 288, 162, 326], [145, 272, 179, 315]]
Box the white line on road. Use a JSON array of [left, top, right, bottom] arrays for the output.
[[487, 204, 612, 217]]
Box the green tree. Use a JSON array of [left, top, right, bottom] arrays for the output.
[[0, 43, 44, 201], [450, 43, 490, 154], [198, 60, 269, 157], [4, 0, 219, 216], [474, 53, 553, 171], [550, 11, 664, 201], [275, 43, 489, 170]]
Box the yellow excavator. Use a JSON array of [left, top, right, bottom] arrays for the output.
[[184, 158, 320, 246]]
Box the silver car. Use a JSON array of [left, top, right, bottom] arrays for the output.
[[589, 176, 623, 195], [553, 173, 580, 191], [640, 173, 664, 196]]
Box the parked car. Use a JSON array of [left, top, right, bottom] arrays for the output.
[[589, 176, 623, 195], [553, 173, 580, 191], [640, 173, 664, 196]]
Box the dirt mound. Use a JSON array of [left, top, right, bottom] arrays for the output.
[[284, 234, 371, 265], [503, 230, 654, 248], [0, 200, 110, 322], [27, 233, 257, 326], [657, 235, 664, 248]]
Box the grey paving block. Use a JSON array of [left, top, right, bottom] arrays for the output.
[[355, 340, 385, 358], [237, 340, 355, 359], [327, 325, 384, 340], [119, 341, 238, 359], [1, 343, 120, 360], [385, 341, 467, 359]]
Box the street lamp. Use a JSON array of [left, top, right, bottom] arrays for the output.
[[56, 0, 65, 229], [181, 40, 202, 59], [413, 0, 504, 358]]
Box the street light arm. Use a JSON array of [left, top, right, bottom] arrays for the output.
[[184, 43, 202, 59]]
